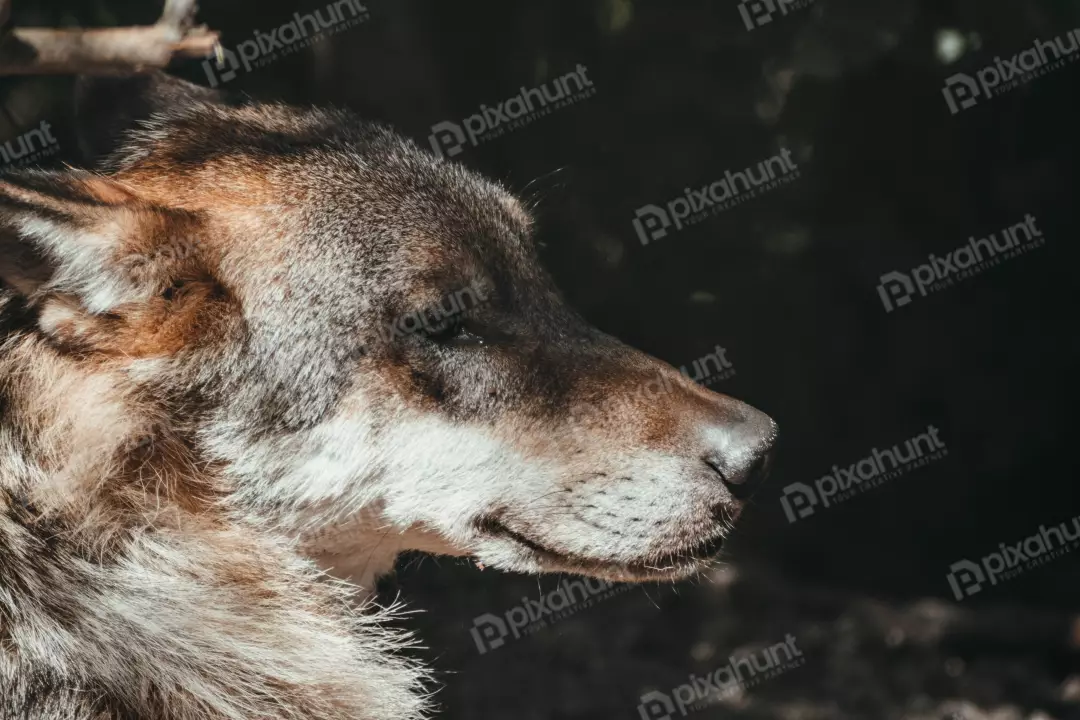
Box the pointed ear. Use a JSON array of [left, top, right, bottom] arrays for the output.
[[75, 71, 231, 168], [0, 169, 226, 355], [1, 169, 159, 311]]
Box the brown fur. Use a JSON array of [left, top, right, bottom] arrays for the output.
[[0, 73, 776, 719]]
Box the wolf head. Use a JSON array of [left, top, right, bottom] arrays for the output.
[[0, 74, 776, 584]]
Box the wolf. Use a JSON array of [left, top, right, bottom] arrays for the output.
[[0, 73, 777, 719]]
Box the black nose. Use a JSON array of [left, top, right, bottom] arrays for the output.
[[703, 413, 778, 500], [732, 447, 775, 496], [706, 448, 775, 499]]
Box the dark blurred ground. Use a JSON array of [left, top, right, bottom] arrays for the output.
[[386, 560, 1079, 719], [3, 0, 1079, 717]]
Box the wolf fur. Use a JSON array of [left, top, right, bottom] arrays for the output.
[[0, 73, 776, 719]]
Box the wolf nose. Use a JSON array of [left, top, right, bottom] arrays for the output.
[[703, 412, 778, 499]]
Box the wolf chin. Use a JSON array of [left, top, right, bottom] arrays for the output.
[[0, 74, 777, 719]]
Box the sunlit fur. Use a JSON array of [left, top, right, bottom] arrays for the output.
[[0, 73, 775, 718]]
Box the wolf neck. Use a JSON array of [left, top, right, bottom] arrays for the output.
[[298, 505, 460, 595]]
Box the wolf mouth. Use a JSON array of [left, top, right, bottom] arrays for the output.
[[474, 514, 728, 580]]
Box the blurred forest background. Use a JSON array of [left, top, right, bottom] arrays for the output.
[[2, 0, 1079, 717]]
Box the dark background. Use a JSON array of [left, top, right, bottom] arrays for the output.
[[3, 0, 1079, 717]]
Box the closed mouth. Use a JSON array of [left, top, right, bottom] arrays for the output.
[[474, 514, 728, 581], [653, 532, 727, 565]]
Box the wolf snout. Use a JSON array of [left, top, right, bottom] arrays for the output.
[[702, 408, 778, 499]]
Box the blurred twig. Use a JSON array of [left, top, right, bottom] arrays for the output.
[[0, 0, 219, 75]]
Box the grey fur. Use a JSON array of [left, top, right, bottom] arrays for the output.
[[0, 73, 776, 719]]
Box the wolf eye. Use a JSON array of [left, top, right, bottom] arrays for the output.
[[426, 317, 487, 347]]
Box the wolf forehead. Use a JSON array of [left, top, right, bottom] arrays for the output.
[[113, 101, 538, 295]]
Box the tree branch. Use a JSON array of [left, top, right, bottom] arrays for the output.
[[159, 0, 198, 34], [0, 0, 220, 75]]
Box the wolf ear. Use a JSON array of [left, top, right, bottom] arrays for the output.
[[75, 72, 230, 168], [0, 169, 145, 310], [0, 169, 220, 353]]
